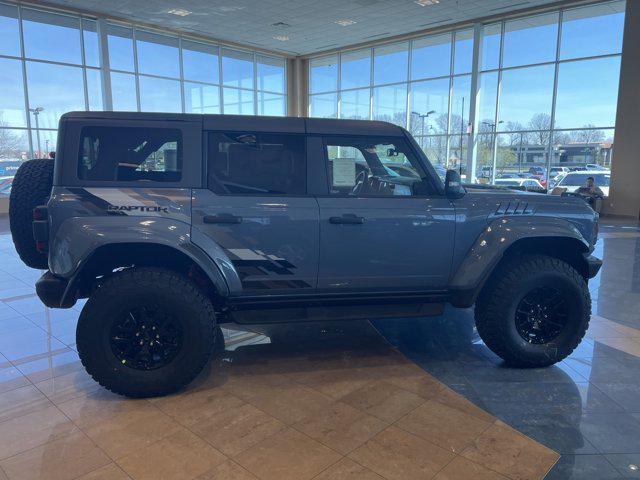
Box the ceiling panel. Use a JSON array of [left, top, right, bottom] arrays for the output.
[[42, 0, 569, 55]]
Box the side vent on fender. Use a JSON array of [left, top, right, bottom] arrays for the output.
[[494, 202, 535, 216]]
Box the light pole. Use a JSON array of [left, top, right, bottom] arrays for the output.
[[29, 107, 44, 158], [411, 110, 436, 137], [411, 110, 436, 152], [482, 120, 503, 180]]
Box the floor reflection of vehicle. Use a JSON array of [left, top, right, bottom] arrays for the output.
[[555, 171, 610, 196], [494, 177, 545, 192]]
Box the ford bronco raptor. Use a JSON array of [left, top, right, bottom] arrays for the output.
[[9, 112, 601, 398]]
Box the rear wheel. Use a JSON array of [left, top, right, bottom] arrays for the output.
[[9, 159, 54, 269], [77, 267, 216, 397], [475, 254, 590, 367]]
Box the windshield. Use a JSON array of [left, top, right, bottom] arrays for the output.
[[559, 173, 610, 187], [495, 180, 521, 186]]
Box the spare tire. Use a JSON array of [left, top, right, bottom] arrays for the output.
[[9, 159, 54, 269]]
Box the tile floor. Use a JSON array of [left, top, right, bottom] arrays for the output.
[[375, 218, 640, 479], [0, 215, 639, 479]]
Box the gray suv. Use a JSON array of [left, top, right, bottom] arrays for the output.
[[9, 112, 601, 398]]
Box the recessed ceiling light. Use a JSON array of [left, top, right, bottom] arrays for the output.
[[414, 0, 439, 6], [273, 35, 290, 41], [167, 8, 191, 16], [334, 19, 357, 26]]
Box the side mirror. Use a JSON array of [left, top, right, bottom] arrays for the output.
[[445, 169, 465, 198]]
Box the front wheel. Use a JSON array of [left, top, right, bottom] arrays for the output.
[[77, 267, 216, 397], [475, 255, 590, 367]]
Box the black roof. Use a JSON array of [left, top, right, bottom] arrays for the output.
[[60, 111, 405, 137]]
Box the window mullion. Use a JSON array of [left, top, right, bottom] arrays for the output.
[[96, 18, 113, 111], [547, 9, 564, 180], [490, 21, 505, 184], [16, 5, 34, 157], [132, 28, 141, 111]]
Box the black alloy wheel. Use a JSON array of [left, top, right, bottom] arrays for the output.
[[110, 306, 184, 370], [515, 287, 569, 344]]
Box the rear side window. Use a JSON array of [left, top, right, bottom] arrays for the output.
[[207, 131, 306, 195], [78, 126, 182, 182]]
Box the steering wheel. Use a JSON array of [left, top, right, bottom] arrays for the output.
[[352, 170, 368, 195]]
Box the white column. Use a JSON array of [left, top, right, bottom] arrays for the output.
[[96, 18, 113, 111], [466, 23, 482, 183]]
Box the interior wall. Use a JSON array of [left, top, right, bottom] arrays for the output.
[[606, 0, 640, 219]]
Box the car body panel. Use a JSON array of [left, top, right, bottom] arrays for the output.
[[37, 112, 600, 314], [316, 195, 456, 291], [191, 189, 320, 295], [48, 186, 191, 274]]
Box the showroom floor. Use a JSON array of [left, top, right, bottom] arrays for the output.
[[0, 216, 638, 480]]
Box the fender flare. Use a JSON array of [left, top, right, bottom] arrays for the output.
[[49, 216, 233, 306], [449, 216, 590, 307]]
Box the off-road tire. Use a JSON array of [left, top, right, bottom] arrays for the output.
[[77, 267, 216, 398], [9, 159, 54, 269], [475, 254, 590, 367]]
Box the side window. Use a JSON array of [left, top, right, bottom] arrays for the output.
[[207, 132, 306, 195], [78, 126, 181, 182], [324, 137, 426, 197]]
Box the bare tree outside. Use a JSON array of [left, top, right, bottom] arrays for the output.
[[570, 126, 606, 144], [0, 126, 24, 160], [528, 114, 552, 145]]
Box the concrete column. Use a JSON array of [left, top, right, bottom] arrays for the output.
[[606, 0, 640, 219], [286, 57, 309, 117]]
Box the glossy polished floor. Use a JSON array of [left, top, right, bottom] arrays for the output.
[[0, 216, 638, 479]]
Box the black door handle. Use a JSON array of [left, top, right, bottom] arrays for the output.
[[203, 214, 243, 224], [329, 214, 365, 225]]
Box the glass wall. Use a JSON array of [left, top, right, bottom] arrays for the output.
[[0, 2, 286, 190], [309, 0, 625, 188], [0, 4, 101, 172], [477, 1, 623, 187], [308, 28, 474, 173]]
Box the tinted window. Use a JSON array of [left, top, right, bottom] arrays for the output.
[[78, 127, 181, 182], [324, 137, 426, 197], [208, 132, 305, 195]]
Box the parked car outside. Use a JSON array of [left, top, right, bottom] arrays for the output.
[[548, 173, 567, 189], [585, 164, 608, 171], [478, 165, 493, 178], [494, 178, 545, 192], [554, 171, 611, 196]]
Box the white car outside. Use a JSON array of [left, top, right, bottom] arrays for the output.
[[555, 171, 610, 196], [494, 178, 545, 189]]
